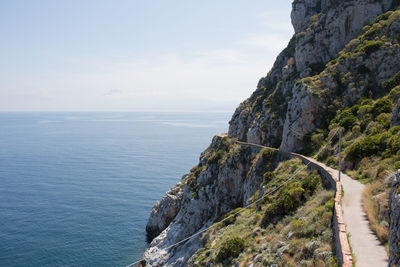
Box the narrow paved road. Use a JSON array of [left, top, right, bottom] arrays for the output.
[[325, 166, 388, 267], [227, 135, 388, 267]]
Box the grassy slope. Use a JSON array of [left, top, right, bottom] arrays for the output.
[[186, 157, 336, 267]]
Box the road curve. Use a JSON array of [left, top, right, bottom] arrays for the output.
[[229, 136, 388, 267]]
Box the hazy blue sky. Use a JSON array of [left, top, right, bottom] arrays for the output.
[[0, 1, 293, 112]]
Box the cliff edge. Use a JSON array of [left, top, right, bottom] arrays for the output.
[[140, 0, 400, 266]]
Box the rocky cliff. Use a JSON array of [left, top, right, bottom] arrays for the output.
[[142, 137, 286, 266], [142, 136, 336, 266], [229, 0, 397, 152], [389, 170, 400, 266], [141, 0, 400, 266]]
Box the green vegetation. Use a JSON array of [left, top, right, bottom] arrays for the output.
[[261, 168, 320, 227], [187, 158, 336, 266], [289, 8, 400, 247], [301, 15, 400, 243], [216, 237, 245, 262], [184, 7, 400, 265], [355, 40, 383, 55], [383, 70, 400, 91], [308, 85, 399, 244]]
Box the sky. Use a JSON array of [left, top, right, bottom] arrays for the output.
[[0, 1, 293, 112]]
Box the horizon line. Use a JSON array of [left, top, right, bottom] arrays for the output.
[[0, 110, 234, 114]]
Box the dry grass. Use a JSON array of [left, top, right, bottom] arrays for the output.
[[362, 183, 389, 244]]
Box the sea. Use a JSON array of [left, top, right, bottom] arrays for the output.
[[0, 112, 230, 267]]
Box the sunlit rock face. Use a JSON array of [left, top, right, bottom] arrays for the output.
[[229, 0, 395, 152], [141, 0, 400, 265]]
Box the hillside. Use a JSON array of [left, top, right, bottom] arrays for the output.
[[139, 0, 400, 266]]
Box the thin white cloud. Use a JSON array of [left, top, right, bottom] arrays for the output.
[[0, 7, 294, 112], [1, 51, 268, 112], [104, 89, 121, 96]]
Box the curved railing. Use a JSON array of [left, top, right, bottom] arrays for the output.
[[236, 140, 353, 267]]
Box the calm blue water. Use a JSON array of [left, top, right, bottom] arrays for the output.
[[0, 112, 230, 267]]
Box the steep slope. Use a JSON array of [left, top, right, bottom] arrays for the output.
[[294, 7, 400, 251], [229, 0, 397, 151], [142, 137, 336, 266], [142, 137, 287, 266], [140, 1, 400, 266], [187, 158, 335, 267]]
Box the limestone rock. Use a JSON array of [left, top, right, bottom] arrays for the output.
[[141, 0, 400, 265], [228, 0, 396, 152], [280, 82, 324, 151], [141, 136, 284, 266], [146, 182, 184, 241]]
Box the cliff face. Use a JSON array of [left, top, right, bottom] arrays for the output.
[[389, 170, 400, 266], [142, 137, 286, 266], [141, 0, 400, 265], [228, 0, 396, 152]]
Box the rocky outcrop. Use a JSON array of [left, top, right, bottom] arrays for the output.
[[392, 99, 400, 127], [228, 0, 397, 152], [146, 182, 184, 241], [293, 0, 393, 76], [141, 0, 400, 265], [280, 82, 325, 151], [388, 170, 400, 266], [140, 136, 285, 266]]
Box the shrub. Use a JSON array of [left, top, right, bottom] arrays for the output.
[[292, 220, 306, 232], [360, 114, 373, 131], [388, 131, 400, 153], [216, 237, 245, 262], [372, 97, 393, 117], [345, 135, 381, 162], [358, 104, 373, 115], [263, 171, 276, 182], [190, 165, 203, 177], [372, 11, 393, 24], [388, 85, 400, 103], [352, 125, 361, 134], [357, 40, 383, 55], [326, 156, 337, 167], [302, 173, 319, 194], [222, 208, 242, 226], [320, 211, 333, 227], [333, 109, 358, 130], [282, 187, 305, 211], [324, 197, 335, 210], [311, 132, 325, 149], [187, 176, 199, 192], [376, 113, 392, 129], [261, 202, 283, 227], [382, 70, 400, 91], [207, 149, 225, 165]]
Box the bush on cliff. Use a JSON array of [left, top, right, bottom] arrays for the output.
[[216, 237, 245, 262]]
